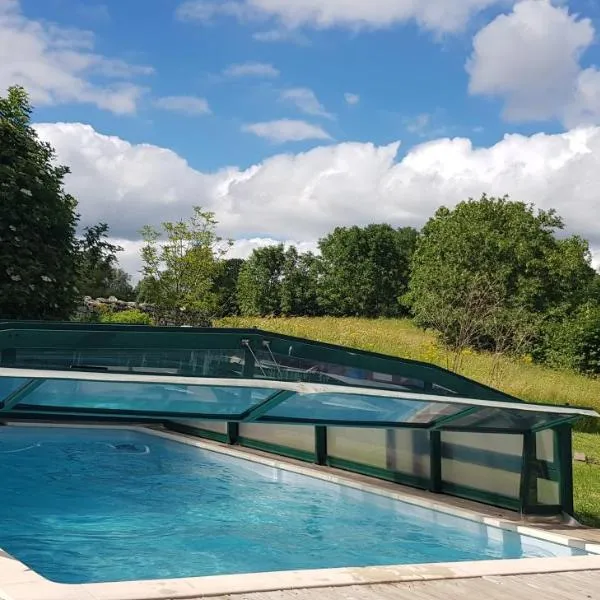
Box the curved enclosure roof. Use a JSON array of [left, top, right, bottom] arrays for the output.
[[0, 322, 597, 432]]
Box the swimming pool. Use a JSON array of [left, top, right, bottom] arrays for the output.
[[0, 425, 590, 585]]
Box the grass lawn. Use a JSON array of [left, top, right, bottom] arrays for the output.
[[217, 316, 600, 526]]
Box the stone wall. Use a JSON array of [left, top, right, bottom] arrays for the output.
[[77, 296, 212, 327]]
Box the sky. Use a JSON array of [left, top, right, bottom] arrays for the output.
[[2, 0, 600, 279]]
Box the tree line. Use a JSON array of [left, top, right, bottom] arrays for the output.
[[2, 86, 600, 377]]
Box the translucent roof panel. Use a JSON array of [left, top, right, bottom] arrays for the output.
[[2, 377, 275, 418], [438, 406, 573, 432], [257, 392, 465, 426], [0, 377, 30, 402], [0, 370, 597, 432], [0, 322, 597, 431]]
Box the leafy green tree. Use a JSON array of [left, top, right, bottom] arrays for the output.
[[77, 223, 134, 300], [237, 245, 286, 316], [0, 86, 79, 320], [214, 258, 245, 317], [138, 207, 231, 316], [541, 302, 600, 376], [280, 247, 320, 316], [104, 268, 136, 301], [318, 224, 418, 317], [408, 195, 595, 353]]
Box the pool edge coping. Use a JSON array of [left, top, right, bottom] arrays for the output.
[[0, 422, 598, 600]]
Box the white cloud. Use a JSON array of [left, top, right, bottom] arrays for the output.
[[175, 0, 508, 34], [280, 87, 333, 119], [241, 119, 332, 142], [467, 0, 600, 127], [223, 61, 280, 77], [0, 0, 152, 114], [154, 95, 211, 115], [34, 123, 600, 274], [344, 92, 360, 105]]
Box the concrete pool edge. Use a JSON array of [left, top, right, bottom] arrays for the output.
[[0, 423, 599, 600]]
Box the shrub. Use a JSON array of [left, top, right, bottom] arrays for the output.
[[99, 309, 153, 326], [542, 304, 600, 376]]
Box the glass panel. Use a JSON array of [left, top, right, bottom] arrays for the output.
[[9, 348, 246, 378], [443, 407, 564, 431], [441, 432, 523, 499], [327, 427, 388, 469], [537, 478, 560, 505], [387, 429, 430, 478], [172, 419, 228, 434], [536, 429, 555, 462], [442, 431, 523, 457], [0, 377, 30, 402], [261, 392, 464, 424], [238, 423, 315, 454], [15, 380, 275, 415], [252, 351, 426, 391]]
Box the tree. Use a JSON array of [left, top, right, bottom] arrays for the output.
[[280, 247, 320, 316], [214, 258, 245, 317], [237, 245, 286, 316], [0, 86, 79, 320], [408, 195, 595, 355], [318, 224, 418, 317], [138, 207, 231, 316], [77, 223, 134, 300]]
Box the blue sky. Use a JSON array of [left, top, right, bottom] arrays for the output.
[[19, 0, 590, 169], [3, 0, 600, 275]]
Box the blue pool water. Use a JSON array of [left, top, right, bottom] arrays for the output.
[[0, 426, 587, 584]]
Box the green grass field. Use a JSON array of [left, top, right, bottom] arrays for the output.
[[217, 316, 600, 526]]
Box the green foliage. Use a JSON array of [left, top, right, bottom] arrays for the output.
[[77, 223, 134, 300], [237, 245, 286, 316], [99, 309, 153, 325], [138, 207, 231, 317], [0, 86, 79, 320], [237, 245, 321, 317], [213, 258, 245, 317], [318, 224, 417, 317], [541, 303, 600, 376], [280, 248, 320, 316], [408, 195, 595, 353]]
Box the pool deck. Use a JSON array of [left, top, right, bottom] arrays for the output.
[[196, 570, 600, 600]]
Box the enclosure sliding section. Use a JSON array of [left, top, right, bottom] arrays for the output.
[[0, 321, 595, 518]]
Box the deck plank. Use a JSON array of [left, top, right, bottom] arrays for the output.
[[190, 570, 600, 600]]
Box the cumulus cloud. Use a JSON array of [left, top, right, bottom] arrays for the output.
[[34, 122, 600, 276], [222, 61, 280, 77], [175, 0, 507, 34], [0, 0, 152, 114], [280, 87, 333, 119], [154, 95, 211, 115], [467, 0, 600, 127], [241, 119, 332, 142]]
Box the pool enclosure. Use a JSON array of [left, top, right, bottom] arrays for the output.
[[0, 321, 597, 518]]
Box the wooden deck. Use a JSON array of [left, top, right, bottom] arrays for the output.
[[194, 570, 600, 600]]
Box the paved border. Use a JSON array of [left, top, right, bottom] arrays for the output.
[[1, 423, 599, 600]]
